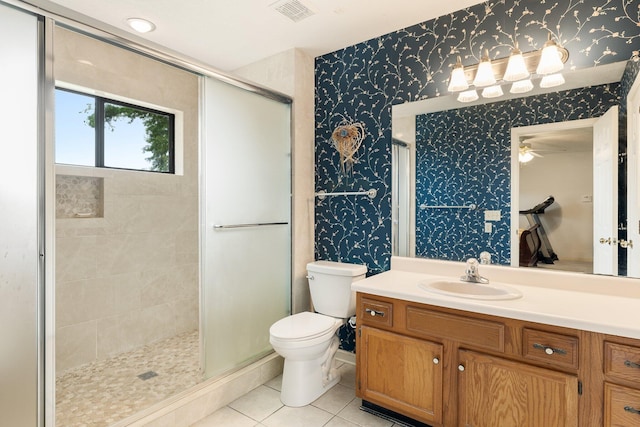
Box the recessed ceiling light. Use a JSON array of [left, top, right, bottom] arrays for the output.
[[126, 18, 156, 33]]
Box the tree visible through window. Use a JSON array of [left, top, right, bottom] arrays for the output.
[[55, 88, 175, 173]]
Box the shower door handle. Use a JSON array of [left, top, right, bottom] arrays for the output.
[[213, 221, 288, 229]]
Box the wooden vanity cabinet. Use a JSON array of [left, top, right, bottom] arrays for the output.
[[356, 293, 587, 427], [603, 340, 640, 426]]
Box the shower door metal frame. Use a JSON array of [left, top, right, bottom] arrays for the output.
[[0, 3, 53, 425]]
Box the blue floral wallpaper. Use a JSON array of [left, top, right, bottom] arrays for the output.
[[315, 0, 640, 276], [415, 83, 620, 264], [314, 1, 639, 351]]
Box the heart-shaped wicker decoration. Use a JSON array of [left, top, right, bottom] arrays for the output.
[[331, 120, 365, 175]]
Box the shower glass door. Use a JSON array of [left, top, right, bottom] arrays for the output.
[[0, 4, 42, 425], [201, 77, 291, 378]]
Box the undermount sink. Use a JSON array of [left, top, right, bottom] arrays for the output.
[[419, 279, 523, 301]]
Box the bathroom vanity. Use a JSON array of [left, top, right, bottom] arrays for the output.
[[353, 257, 640, 427]]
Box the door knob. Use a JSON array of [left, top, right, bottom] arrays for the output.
[[620, 239, 634, 249]]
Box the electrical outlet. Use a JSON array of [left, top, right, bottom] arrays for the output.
[[485, 222, 492, 233], [484, 210, 501, 221]]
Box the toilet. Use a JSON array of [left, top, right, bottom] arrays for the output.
[[269, 260, 367, 407]]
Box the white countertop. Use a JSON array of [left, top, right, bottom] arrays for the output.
[[352, 257, 640, 340]]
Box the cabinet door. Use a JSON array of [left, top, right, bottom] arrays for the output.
[[359, 326, 443, 425], [458, 350, 578, 427]]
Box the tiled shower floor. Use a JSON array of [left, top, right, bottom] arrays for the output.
[[56, 330, 202, 427]]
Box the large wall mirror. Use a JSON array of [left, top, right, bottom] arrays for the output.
[[392, 58, 640, 278]]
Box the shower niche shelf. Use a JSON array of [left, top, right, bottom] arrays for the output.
[[56, 174, 104, 219]]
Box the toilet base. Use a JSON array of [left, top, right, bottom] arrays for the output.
[[280, 359, 341, 407], [279, 336, 341, 407]]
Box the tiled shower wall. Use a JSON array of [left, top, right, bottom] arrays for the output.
[[54, 27, 199, 373]]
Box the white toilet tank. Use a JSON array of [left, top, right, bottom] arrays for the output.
[[307, 260, 367, 318]]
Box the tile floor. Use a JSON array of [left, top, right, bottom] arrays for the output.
[[191, 362, 405, 427]]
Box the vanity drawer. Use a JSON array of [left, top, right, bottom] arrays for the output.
[[604, 342, 640, 383], [406, 306, 504, 352], [523, 328, 579, 370], [604, 382, 640, 427], [360, 297, 393, 328]]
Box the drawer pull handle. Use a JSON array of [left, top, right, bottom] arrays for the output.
[[365, 308, 385, 317], [625, 406, 640, 415], [458, 364, 465, 372], [533, 343, 567, 355], [433, 357, 440, 365], [625, 360, 640, 369]]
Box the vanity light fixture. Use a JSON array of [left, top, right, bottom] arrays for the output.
[[481, 85, 503, 99], [447, 34, 568, 103], [540, 73, 565, 89], [536, 34, 565, 75], [472, 50, 497, 88], [447, 56, 469, 92], [503, 44, 529, 82], [510, 78, 534, 94], [126, 17, 156, 33], [457, 89, 479, 103]]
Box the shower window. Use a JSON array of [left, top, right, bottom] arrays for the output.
[[55, 87, 175, 173]]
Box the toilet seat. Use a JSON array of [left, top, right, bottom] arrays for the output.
[[270, 312, 340, 342]]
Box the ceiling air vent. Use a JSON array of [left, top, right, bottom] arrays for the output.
[[271, 0, 315, 23]]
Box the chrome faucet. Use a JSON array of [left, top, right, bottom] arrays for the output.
[[460, 258, 489, 284]]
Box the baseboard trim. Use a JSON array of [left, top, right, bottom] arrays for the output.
[[336, 348, 356, 365], [361, 400, 431, 427]]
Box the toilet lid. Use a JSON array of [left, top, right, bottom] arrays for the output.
[[270, 312, 338, 341]]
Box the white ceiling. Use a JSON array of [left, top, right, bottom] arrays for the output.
[[521, 127, 594, 154], [25, 0, 485, 71]]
